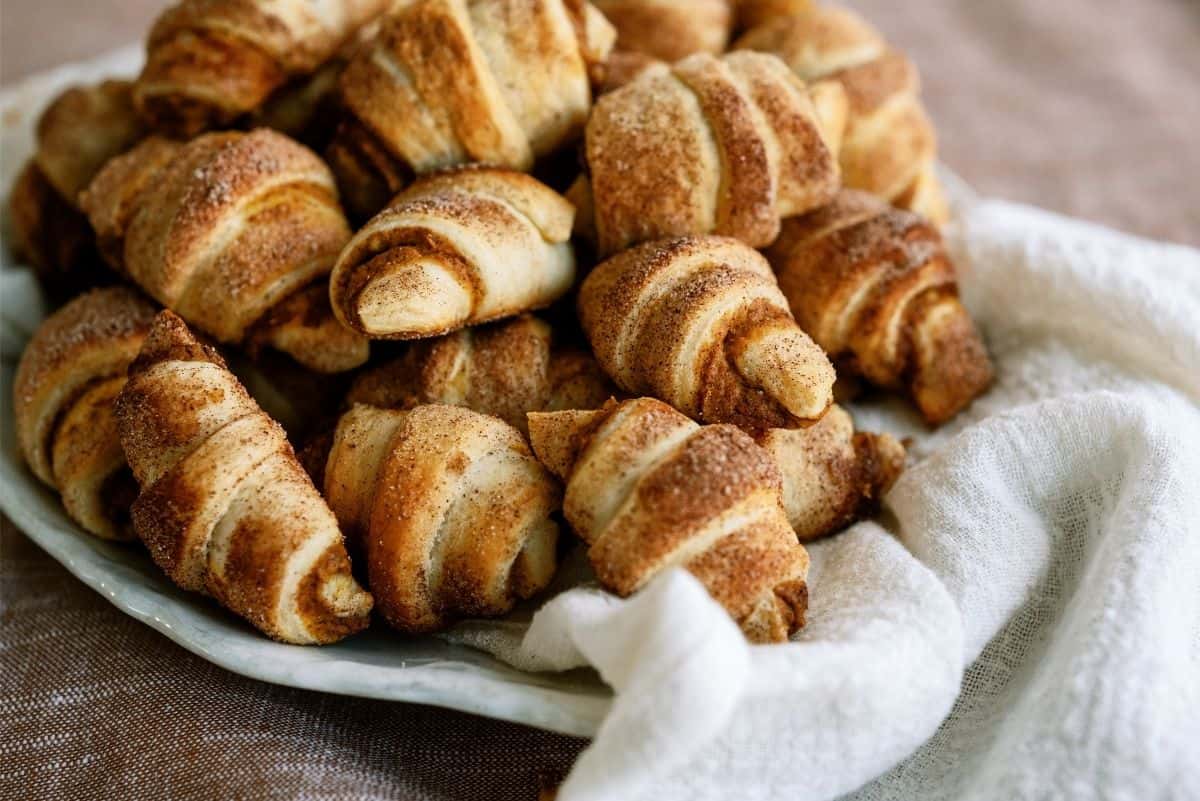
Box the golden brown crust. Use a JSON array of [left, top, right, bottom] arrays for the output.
[[134, 0, 391, 136], [766, 190, 993, 424], [734, 4, 947, 223], [584, 50, 839, 256], [330, 0, 615, 220], [115, 311, 372, 644], [324, 404, 560, 633], [250, 17, 380, 148], [527, 397, 809, 643], [345, 314, 614, 432], [80, 129, 368, 373], [330, 166, 576, 340], [579, 235, 834, 429], [756, 405, 904, 541], [35, 80, 146, 205], [734, 0, 812, 31], [13, 287, 158, 539], [7, 162, 110, 299], [594, 0, 732, 62], [593, 50, 662, 94], [7, 81, 144, 297]]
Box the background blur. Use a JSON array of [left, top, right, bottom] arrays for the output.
[[2, 0, 1198, 245]]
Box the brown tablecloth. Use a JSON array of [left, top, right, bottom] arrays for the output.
[[2, 2, 1197, 800]]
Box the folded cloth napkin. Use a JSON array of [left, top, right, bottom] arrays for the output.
[[449, 189, 1200, 800]]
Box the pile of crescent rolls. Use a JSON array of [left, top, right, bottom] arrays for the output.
[[9, 0, 992, 645]]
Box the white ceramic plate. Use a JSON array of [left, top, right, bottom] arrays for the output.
[[0, 50, 611, 738]]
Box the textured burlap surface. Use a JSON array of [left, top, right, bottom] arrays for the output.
[[2, 2, 1196, 800]]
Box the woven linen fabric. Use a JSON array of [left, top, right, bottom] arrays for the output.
[[2, 2, 1199, 801]]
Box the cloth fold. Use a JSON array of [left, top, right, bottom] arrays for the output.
[[445, 197, 1200, 801]]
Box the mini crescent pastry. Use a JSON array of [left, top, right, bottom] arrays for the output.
[[13, 287, 158, 540], [330, 166, 576, 340], [323, 404, 561, 633], [134, 0, 391, 136], [735, 4, 949, 223], [35, 80, 146, 205], [528, 397, 810, 643], [766, 190, 993, 424], [582, 50, 840, 256], [346, 314, 615, 433], [757, 405, 904, 541], [579, 235, 835, 429], [8, 80, 145, 297], [594, 0, 732, 62], [115, 311, 372, 644], [80, 128, 368, 373], [327, 0, 616, 220]]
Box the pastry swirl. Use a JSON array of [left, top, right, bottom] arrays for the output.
[[324, 404, 561, 633], [582, 50, 840, 256], [330, 166, 576, 340], [766, 190, 993, 424], [115, 311, 372, 644], [528, 397, 810, 643], [579, 235, 835, 429], [81, 128, 368, 373], [13, 287, 158, 540]]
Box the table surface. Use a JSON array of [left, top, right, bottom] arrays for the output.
[[2, 2, 1198, 800]]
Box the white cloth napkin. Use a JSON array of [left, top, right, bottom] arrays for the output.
[[451, 194, 1200, 800]]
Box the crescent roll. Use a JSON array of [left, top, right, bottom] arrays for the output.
[[327, 0, 616, 220], [330, 166, 576, 340], [528, 397, 810, 643], [346, 314, 615, 433], [13, 287, 158, 540], [579, 236, 835, 429], [582, 50, 840, 256], [766, 190, 993, 424], [80, 128, 369, 373], [757, 405, 904, 541], [8, 80, 145, 298], [134, 0, 391, 136], [115, 311, 372, 644], [735, 4, 949, 223], [323, 404, 561, 633], [594, 0, 733, 62]]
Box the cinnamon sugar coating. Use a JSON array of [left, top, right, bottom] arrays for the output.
[[583, 50, 840, 256], [115, 311, 372, 644], [80, 128, 368, 373], [579, 235, 834, 429], [134, 0, 391, 136], [766, 190, 993, 425], [735, 4, 948, 223], [7, 80, 146, 297], [13, 287, 159, 540], [345, 314, 615, 433], [330, 166, 576, 339], [328, 0, 615, 220], [35, 80, 146, 204], [756, 405, 904, 541], [528, 397, 810, 643], [324, 404, 561, 633]]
